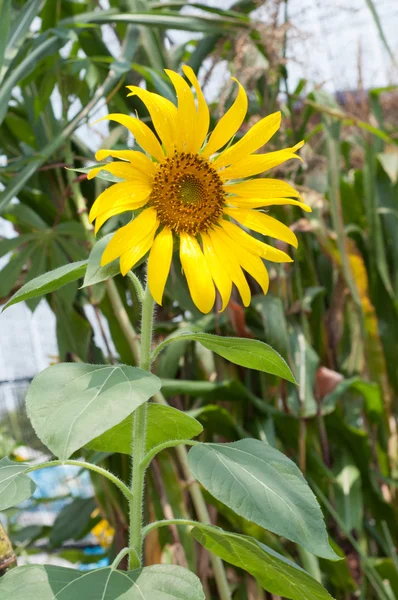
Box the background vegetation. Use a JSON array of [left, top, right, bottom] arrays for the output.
[[0, 0, 397, 598]]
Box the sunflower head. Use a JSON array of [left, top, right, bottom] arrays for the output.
[[88, 66, 310, 313]]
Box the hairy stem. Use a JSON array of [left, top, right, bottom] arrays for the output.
[[108, 282, 231, 598], [128, 284, 155, 569]]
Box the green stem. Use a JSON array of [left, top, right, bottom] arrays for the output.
[[140, 439, 198, 472], [25, 460, 133, 501], [109, 285, 231, 599], [128, 283, 155, 569], [127, 271, 145, 303], [111, 547, 138, 571], [143, 519, 201, 537], [153, 392, 231, 600]]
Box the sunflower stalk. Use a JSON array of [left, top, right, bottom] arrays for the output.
[[128, 283, 153, 568]]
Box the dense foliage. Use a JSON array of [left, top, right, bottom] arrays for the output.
[[0, 1, 397, 599]]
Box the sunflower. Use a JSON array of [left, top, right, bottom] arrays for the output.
[[88, 66, 310, 313]]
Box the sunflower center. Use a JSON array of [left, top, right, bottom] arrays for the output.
[[149, 152, 225, 235]]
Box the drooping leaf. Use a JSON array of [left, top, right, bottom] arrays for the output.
[[192, 526, 334, 600], [88, 403, 203, 455], [188, 440, 338, 560], [3, 260, 88, 310], [0, 563, 205, 599], [0, 457, 36, 510], [26, 363, 161, 460]]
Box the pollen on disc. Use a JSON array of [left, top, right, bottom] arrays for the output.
[[149, 152, 225, 236]]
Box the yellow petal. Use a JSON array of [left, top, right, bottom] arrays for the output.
[[182, 65, 210, 152], [201, 233, 233, 311], [89, 182, 152, 222], [230, 196, 312, 212], [219, 144, 304, 180], [226, 178, 300, 199], [127, 87, 178, 156], [101, 207, 158, 266], [120, 224, 158, 275], [201, 78, 248, 159], [95, 149, 156, 176], [208, 227, 251, 306], [213, 111, 281, 168], [88, 162, 147, 182], [218, 229, 269, 295], [225, 207, 298, 248], [179, 233, 215, 313], [94, 114, 164, 162], [148, 227, 173, 305], [220, 220, 293, 263], [165, 69, 197, 152], [94, 201, 148, 234]]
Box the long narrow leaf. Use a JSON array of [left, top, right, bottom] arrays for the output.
[[0, 0, 11, 76], [0, 34, 67, 125], [59, 10, 249, 32], [3, 0, 43, 73]]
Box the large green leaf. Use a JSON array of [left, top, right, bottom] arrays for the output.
[[26, 363, 161, 460], [0, 457, 36, 510], [192, 526, 333, 600], [156, 332, 296, 383], [188, 440, 338, 560], [3, 259, 88, 309], [0, 563, 205, 599], [82, 234, 119, 287], [88, 403, 203, 455]]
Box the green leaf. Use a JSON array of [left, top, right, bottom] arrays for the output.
[[50, 497, 98, 548], [24, 243, 48, 312], [2, 0, 43, 72], [82, 234, 119, 287], [378, 153, 398, 185], [0, 0, 11, 78], [3, 259, 88, 310], [59, 10, 248, 33], [0, 457, 36, 510], [55, 299, 92, 362], [66, 164, 125, 183], [188, 440, 338, 560], [26, 363, 161, 460], [156, 332, 296, 382], [0, 33, 68, 126], [0, 563, 205, 599], [333, 450, 363, 533], [254, 294, 290, 359], [191, 526, 334, 600], [0, 243, 36, 298], [0, 234, 37, 259], [0, 55, 132, 215], [88, 403, 203, 455]]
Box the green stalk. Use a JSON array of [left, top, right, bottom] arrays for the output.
[[128, 283, 155, 569]]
